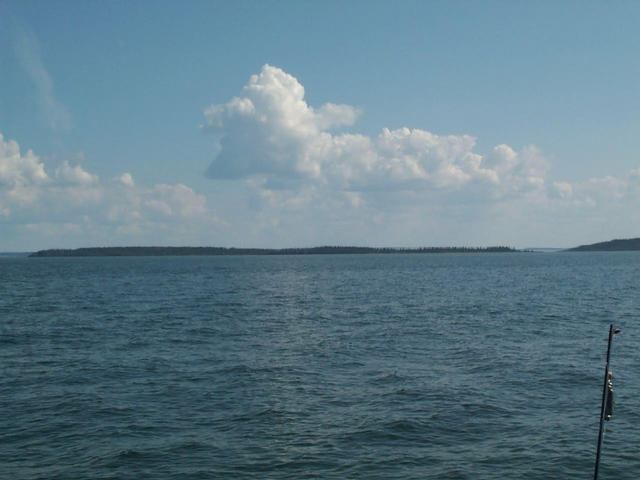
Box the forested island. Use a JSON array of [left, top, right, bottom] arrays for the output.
[[567, 237, 640, 252], [29, 246, 516, 257]]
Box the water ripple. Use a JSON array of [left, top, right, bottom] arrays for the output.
[[2, 253, 639, 479]]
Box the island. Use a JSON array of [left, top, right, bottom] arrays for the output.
[[29, 245, 517, 257], [567, 237, 640, 252]]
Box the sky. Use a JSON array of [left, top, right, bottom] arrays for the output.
[[1, 0, 640, 251]]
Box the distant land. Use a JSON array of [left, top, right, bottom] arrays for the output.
[[567, 237, 640, 252], [29, 246, 516, 257]]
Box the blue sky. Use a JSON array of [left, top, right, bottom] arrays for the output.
[[1, 1, 640, 250]]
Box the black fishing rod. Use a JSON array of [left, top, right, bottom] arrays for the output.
[[593, 324, 620, 480]]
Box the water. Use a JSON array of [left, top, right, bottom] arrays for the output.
[[2, 252, 640, 479]]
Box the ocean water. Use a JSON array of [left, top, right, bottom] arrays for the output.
[[2, 252, 640, 479]]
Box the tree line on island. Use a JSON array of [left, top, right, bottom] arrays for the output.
[[27, 237, 640, 257], [29, 245, 516, 257]]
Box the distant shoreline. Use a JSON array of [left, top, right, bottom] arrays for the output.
[[29, 246, 517, 257], [19, 237, 640, 256], [567, 237, 640, 252]]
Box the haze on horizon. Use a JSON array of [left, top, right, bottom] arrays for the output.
[[1, 1, 640, 251]]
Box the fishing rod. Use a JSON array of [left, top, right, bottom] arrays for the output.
[[593, 323, 620, 480]]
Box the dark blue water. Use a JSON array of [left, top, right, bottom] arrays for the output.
[[2, 252, 640, 479]]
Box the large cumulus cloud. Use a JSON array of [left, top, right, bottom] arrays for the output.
[[203, 64, 549, 197]]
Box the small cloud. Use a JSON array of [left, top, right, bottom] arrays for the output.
[[150, 183, 207, 218], [119, 172, 135, 187], [55, 161, 98, 185], [0, 133, 49, 188]]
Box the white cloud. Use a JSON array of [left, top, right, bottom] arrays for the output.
[[203, 64, 549, 198], [55, 161, 98, 185], [0, 133, 220, 249], [119, 172, 135, 187], [144, 184, 207, 218], [0, 133, 49, 188], [204, 64, 360, 180]]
